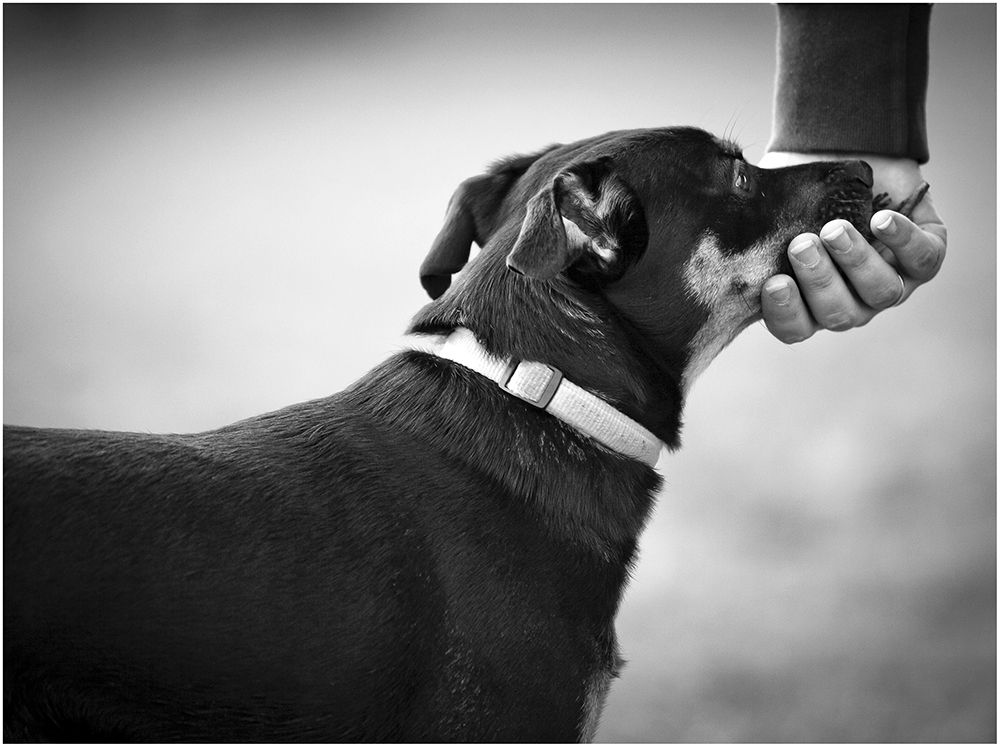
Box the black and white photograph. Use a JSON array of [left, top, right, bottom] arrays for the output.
[[4, 3, 995, 742]]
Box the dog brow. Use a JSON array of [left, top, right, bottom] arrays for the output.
[[716, 137, 743, 160]]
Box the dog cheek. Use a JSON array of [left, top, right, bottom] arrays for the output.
[[680, 230, 779, 340], [604, 240, 705, 343]]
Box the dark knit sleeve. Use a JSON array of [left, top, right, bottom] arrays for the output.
[[768, 4, 932, 164]]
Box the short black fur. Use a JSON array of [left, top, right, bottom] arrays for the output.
[[5, 126, 886, 742]]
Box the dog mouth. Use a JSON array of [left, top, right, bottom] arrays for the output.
[[817, 161, 877, 239]]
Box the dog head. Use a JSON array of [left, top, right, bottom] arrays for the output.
[[416, 127, 874, 419]]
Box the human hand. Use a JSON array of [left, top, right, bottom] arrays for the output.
[[757, 152, 947, 343]]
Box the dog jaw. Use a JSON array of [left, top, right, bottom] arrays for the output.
[[680, 230, 783, 396]]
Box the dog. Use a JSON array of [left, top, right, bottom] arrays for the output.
[[4, 126, 923, 742]]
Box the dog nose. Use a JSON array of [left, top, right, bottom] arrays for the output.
[[829, 159, 873, 188]]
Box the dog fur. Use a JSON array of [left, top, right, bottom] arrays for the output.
[[5, 126, 879, 742]]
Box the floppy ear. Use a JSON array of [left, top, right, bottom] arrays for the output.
[[506, 159, 647, 284], [419, 178, 481, 300], [420, 148, 559, 299]]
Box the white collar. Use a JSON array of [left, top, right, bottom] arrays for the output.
[[412, 327, 663, 467]]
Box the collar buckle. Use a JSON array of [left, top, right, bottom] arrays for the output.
[[500, 360, 564, 409]]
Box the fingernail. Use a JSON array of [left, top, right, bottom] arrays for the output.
[[789, 238, 820, 268], [765, 278, 791, 305], [820, 224, 851, 253], [874, 213, 897, 235]]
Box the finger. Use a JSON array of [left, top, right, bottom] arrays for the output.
[[818, 219, 906, 310], [871, 208, 948, 283], [761, 275, 819, 344], [787, 233, 873, 331]]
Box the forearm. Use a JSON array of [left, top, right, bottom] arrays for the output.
[[768, 4, 932, 164]]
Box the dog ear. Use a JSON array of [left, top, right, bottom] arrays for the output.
[[419, 177, 482, 300], [420, 148, 559, 299], [506, 159, 647, 284]]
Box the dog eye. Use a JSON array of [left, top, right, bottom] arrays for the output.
[[734, 168, 751, 193]]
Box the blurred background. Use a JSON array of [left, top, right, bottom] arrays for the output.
[[4, 4, 995, 742]]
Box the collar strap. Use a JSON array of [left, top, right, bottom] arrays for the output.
[[430, 328, 663, 467]]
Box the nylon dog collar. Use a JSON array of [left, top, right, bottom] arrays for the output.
[[427, 328, 663, 467]]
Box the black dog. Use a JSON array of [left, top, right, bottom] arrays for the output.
[[5, 127, 918, 742]]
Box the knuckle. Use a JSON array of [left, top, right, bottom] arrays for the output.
[[763, 298, 795, 323], [826, 319, 855, 333], [909, 245, 944, 278], [895, 228, 946, 280], [868, 279, 904, 309], [822, 310, 859, 332], [831, 243, 866, 269], [802, 267, 840, 293], [778, 328, 813, 344], [765, 315, 814, 343]]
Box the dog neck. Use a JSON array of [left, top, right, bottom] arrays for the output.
[[376, 243, 674, 555], [414, 327, 663, 466], [409, 235, 687, 450]]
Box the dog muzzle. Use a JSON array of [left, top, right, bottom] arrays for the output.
[[413, 328, 663, 467]]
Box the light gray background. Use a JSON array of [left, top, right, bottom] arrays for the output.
[[4, 4, 995, 742]]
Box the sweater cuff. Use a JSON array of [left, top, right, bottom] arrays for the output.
[[768, 4, 931, 164]]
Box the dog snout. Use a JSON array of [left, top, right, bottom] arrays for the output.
[[825, 159, 873, 189], [815, 160, 876, 238]]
